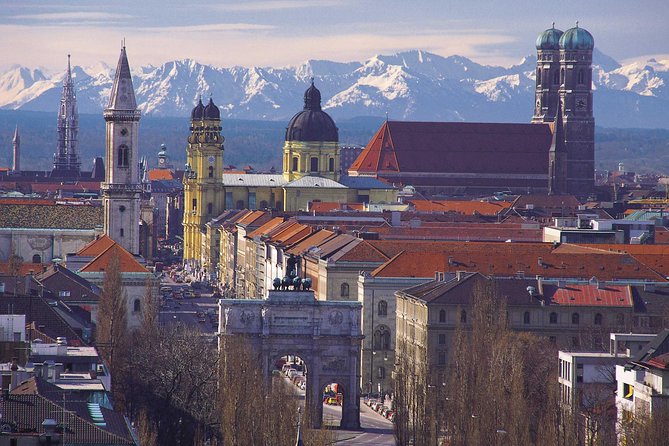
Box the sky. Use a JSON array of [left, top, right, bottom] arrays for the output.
[[1, 0, 667, 72]]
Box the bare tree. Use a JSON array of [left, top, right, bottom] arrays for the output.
[[96, 253, 129, 410]]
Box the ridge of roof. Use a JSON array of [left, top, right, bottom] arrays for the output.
[[79, 242, 147, 273]]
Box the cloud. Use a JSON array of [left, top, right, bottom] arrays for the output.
[[144, 23, 275, 33], [212, 0, 343, 12], [11, 12, 133, 21]]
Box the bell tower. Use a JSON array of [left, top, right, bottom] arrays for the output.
[[532, 24, 563, 124], [182, 98, 225, 268], [559, 22, 595, 194], [102, 45, 142, 256]]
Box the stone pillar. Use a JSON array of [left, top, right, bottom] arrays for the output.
[[341, 345, 361, 429]]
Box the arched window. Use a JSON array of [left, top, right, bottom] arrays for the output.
[[578, 69, 585, 85], [118, 144, 129, 167], [549, 312, 558, 324], [328, 158, 335, 172], [259, 200, 268, 209], [536, 68, 541, 86], [292, 157, 298, 171], [572, 312, 580, 325], [207, 203, 213, 215], [439, 309, 446, 323], [553, 69, 559, 85], [340, 283, 349, 298], [460, 310, 467, 324], [310, 157, 318, 172], [32, 254, 42, 264], [208, 166, 214, 178], [523, 311, 531, 325], [374, 325, 391, 350], [235, 200, 244, 210], [560, 67, 565, 85], [377, 300, 387, 316], [120, 228, 124, 237], [133, 299, 141, 313], [594, 313, 603, 325]]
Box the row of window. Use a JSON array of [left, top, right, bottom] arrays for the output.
[[536, 67, 588, 87], [437, 308, 625, 326], [291, 156, 335, 173]]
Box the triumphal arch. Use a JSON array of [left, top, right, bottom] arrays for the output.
[[218, 290, 363, 429]]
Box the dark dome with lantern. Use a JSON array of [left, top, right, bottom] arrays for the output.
[[285, 81, 338, 142], [536, 25, 564, 50], [203, 97, 221, 120], [191, 98, 204, 121], [559, 23, 594, 50]]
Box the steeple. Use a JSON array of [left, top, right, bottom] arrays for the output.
[[107, 45, 137, 110], [12, 125, 20, 172], [52, 54, 80, 177], [548, 101, 567, 195]]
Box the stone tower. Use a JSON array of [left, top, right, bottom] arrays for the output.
[[102, 46, 142, 256], [12, 125, 19, 173], [52, 55, 81, 178], [533, 23, 595, 195], [283, 80, 339, 182], [182, 98, 225, 268]]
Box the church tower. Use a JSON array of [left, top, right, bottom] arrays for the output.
[[283, 80, 339, 182], [532, 24, 563, 124], [102, 46, 142, 256], [559, 23, 595, 194], [52, 55, 81, 178], [12, 125, 20, 173], [182, 98, 225, 268]]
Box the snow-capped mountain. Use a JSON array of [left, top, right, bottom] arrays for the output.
[[1, 49, 668, 128]]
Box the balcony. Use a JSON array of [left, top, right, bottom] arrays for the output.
[[100, 183, 143, 193]]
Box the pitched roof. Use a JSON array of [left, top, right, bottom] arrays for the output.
[[285, 229, 336, 256], [147, 169, 174, 180], [408, 199, 512, 215], [78, 239, 147, 273], [247, 217, 286, 238], [0, 295, 83, 343], [77, 235, 116, 257], [349, 120, 552, 175], [544, 284, 632, 307]]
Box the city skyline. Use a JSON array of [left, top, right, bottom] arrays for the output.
[[1, 0, 667, 72]]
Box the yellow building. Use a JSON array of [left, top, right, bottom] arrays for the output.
[[182, 98, 225, 269]]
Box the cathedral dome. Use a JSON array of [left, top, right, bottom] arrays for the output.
[[285, 81, 338, 142], [203, 98, 220, 120], [536, 25, 563, 50], [191, 98, 204, 121], [559, 24, 594, 50]]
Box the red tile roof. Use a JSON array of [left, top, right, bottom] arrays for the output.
[[408, 199, 511, 215], [247, 217, 286, 238], [78, 238, 148, 273], [77, 235, 116, 257], [548, 285, 632, 307], [309, 202, 366, 212], [286, 229, 336, 255], [148, 169, 174, 180], [349, 120, 552, 175]]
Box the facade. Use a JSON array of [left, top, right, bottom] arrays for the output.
[[102, 46, 142, 256], [348, 25, 595, 196], [219, 289, 363, 429], [52, 55, 81, 178], [182, 99, 225, 268]]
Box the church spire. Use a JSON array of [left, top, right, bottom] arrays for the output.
[[52, 54, 80, 177], [107, 45, 137, 110], [12, 125, 20, 172]]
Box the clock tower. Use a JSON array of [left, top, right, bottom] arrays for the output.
[[182, 98, 225, 269], [102, 45, 142, 256]]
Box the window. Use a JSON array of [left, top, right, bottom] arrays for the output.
[[578, 69, 585, 85], [438, 333, 446, 345], [207, 203, 213, 215], [374, 326, 391, 350], [549, 336, 556, 343], [208, 166, 214, 178], [378, 366, 386, 379], [225, 191, 233, 209], [58, 290, 71, 297], [120, 228, 124, 237], [259, 200, 268, 210], [328, 158, 335, 172], [133, 299, 141, 313], [340, 283, 349, 298], [310, 157, 318, 172], [523, 311, 531, 325], [572, 313, 580, 325], [553, 69, 559, 85], [118, 144, 129, 167], [439, 309, 446, 323], [32, 254, 42, 263], [248, 192, 256, 210], [536, 68, 541, 86], [460, 310, 467, 324], [594, 313, 603, 325], [192, 198, 197, 211], [378, 300, 387, 316], [438, 351, 447, 366], [292, 157, 298, 171], [550, 312, 558, 324]]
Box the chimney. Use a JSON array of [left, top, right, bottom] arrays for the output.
[[448, 256, 456, 267], [10, 357, 19, 391]]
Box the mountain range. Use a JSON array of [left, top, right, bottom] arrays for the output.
[[0, 49, 668, 129]]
